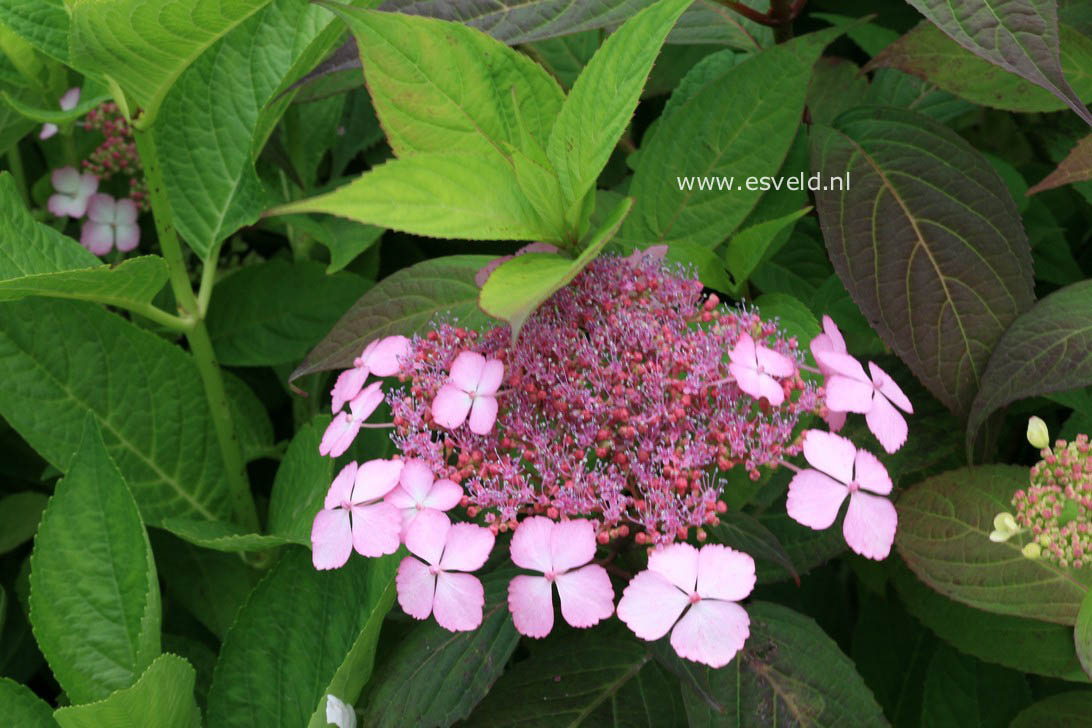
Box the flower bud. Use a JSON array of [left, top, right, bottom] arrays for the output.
[[1027, 416, 1050, 450], [1021, 542, 1041, 560]]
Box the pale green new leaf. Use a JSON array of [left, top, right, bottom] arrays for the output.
[[331, 4, 563, 159], [269, 154, 556, 241], [53, 653, 201, 728], [67, 0, 272, 123], [0, 677, 56, 728], [0, 0, 73, 68], [547, 0, 693, 207], [30, 416, 161, 704]]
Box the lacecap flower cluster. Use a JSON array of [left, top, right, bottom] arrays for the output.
[[310, 253, 913, 668]]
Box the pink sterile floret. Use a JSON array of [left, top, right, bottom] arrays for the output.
[[80, 193, 140, 255], [727, 332, 796, 406], [311, 459, 404, 570], [617, 542, 755, 668], [786, 429, 897, 560], [39, 87, 81, 140], [809, 315, 848, 431], [47, 167, 98, 219], [320, 381, 384, 458], [396, 509, 495, 632], [384, 458, 463, 533], [507, 517, 614, 638], [815, 349, 913, 454], [431, 351, 504, 434], [330, 335, 410, 414]]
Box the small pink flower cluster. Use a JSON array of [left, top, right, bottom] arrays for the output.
[[79, 101, 148, 211], [1012, 434, 1092, 567], [310, 254, 912, 667]]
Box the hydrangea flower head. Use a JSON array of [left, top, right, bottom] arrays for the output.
[[617, 543, 755, 668], [786, 429, 897, 560], [47, 167, 98, 218], [430, 351, 504, 434], [507, 517, 614, 638], [728, 331, 796, 405], [815, 350, 912, 453], [80, 194, 140, 255], [331, 335, 410, 413], [311, 459, 403, 569], [384, 458, 463, 532]]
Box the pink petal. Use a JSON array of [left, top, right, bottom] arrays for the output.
[[476, 359, 504, 395], [853, 449, 892, 496], [449, 351, 486, 391], [324, 461, 358, 509], [422, 478, 462, 511], [384, 487, 417, 512], [508, 574, 555, 638], [348, 380, 384, 421], [786, 470, 848, 530], [756, 372, 785, 406], [114, 224, 140, 252], [823, 409, 847, 432], [843, 492, 897, 560], [85, 193, 116, 224], [311, 509, 352, 570], [510, 516, 554, 573], [555, 564, 613, 628], [51, 167, 80, 194], [728, 333, 757, 368], [331, 366, 367, 414], [431, 384, 472, 430], [350, 501, 402, 557], [114, 198, 138, 225], [48, 194, 82, 218], [318, 411, 361, 458], [729, 362, 783, 405], [755, 343, 795, 377], [549, 519, 597, 573], [822, 315, 846, 352], [814, 350, 869, 382], [617, 569, 689, 641], [824, 375, 874, 414], [865, 393, 908, 454], [80, 221, 114, 256], [433, 572, 485, 631], [364, 335, 410, 377], [397, 459, 435, 503], [647, 542, 700, 593], [355, 340, 378, 367], [670, 600, 749, 668], [40, 123, 59, 140], [696, 545, 755, 602], [396, 556, 436, 620], [76, 173, 99, 199], [351, 458, 404, 502], [868, 362, 913, 413], [439, 523, 494, 572], [405, 509, 450, 565], [467, 395, 498, 434], [801, 430, 856, 484], [59, 87, 81, 110]]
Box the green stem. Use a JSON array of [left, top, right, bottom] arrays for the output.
[[6, 143, 27, 204], [134, 127, 259, 532]]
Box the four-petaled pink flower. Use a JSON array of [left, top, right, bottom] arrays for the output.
[[320, 381, 384, 458], [331, 335, 410, 414], [47, 167, 98, 218], [786, 429, 897, 560], [39, 87, 81, 140], [809, 315, 848, 431], [813, 350, 913, 453], [396, 509, 495, 632], [507, 517, 614, 638], [431, 351, 503, 434], [80, 194, 140, 255], [384, 458, 463, 533], [311, 458, 404, 570], [728, 332, 795, 406], [617, 543, 755, 668]]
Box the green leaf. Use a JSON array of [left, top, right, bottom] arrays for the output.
[[68, 0, 271, 123], [206, 550, 398, 728], [722, 208, 812, 296], [1010, 691, 1092, 728], [1078, 589, 1092, 680], [681, 602, 886, 727], [151, 0, 352, 257], [1030, 133, 1092, 195], [749, 228, 833, 302], [331, 4, 563, 160], [0, 0, 73, 68], [921, 644, 1032, 728], [224, 371, 273, 464], [2, 80, 110, 125], [29, 416, 161, 704], [810, 107, 1035, 415], [158, 518, 294, 553], [866, 68, 976, 122], [527, 32, 600, 90], [892, 560, 1090, 682], [705, 510, 797, 583], [0, 256, 169, 308], [547, 0, 692, 207], [268, 153, 558, 241], [206, 260, 371, 367], [292, 255, 493, 380], [753, 293, 820, 362], [867, 21, 1092, 114], [479, 195, 632, 339], [624, 28, 840, 248], [903, 0, 1092, 125], [53, 653, 200, 728], [812, 12, 899, 56], [896, 465, 1092, 625], [269, 215, 384, 275], [468, 623, 685, 726], [0, 299, 233, 523], [758, 503, 848, 582], [0, 677, 56, 727], [806, 58, 871, 126], [967, 280, 1092, 455], [0, 173, 96, 273], [267, 417, 332, 544], [0, 491, 47, 555], [360, 571, 520, 727]]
